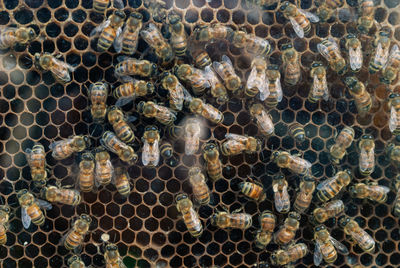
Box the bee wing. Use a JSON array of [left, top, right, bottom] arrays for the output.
[[314, 242, 323, 266], [299, 9, 320, 22], [142, 140, 151, 166], [49, 139, 66, 150], [53, 57, 76, 73], [317, 176, 336, 191], [204, 65, 217, 86], [115, 97, 135, 107], [225, 133, 247, 142], [183, 87, 194, 104], [37, 199, 53, 210], [289, 17, 305, 38], [246, 64, 261, 90], [349, 46, 363, 71], [276, 78, 283, 101], [21, 208, 32, 229], [389, 106, 398, 132], [274, 186, 289, 213], [90, 19, 111, 37], [384, 44, 399, 69], [152, 139, 160, 166], [330, 236, 349, 255], [327, 37, 339, 50], [100, 138, 118, 155], [212, 61, 226, 79], [113, 24, 127, 53], [317, 43, 331, 61], [113, 0, 125, 9], [25, 148, 34, 165], [374, 41, 390, 66], [378, 185, 391, 194], [221, 55, 234, 68]]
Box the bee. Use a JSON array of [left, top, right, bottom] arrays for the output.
[[308, 61, 329, 103], [272, 174, 290, 213], [357, 0, 375, 34], [316, 169, 352, 202], [161, 72, 185, 111], [264, 64, 282, 107], [50, 135, 90, 160], [188, 98, 224, 124], [202, 142, 223, 181], [0, 26, 37, 49], [25, 144, 47, 187], [358, 134, 375, 176], [176, 194, 203, 237], [221, 133, 262, 156], [107, 106, 135, 144], [141, 125, 160, 167], [246, 58, 268, 99], [249, 103, 274, 137], [64, 214, 92, 251], [137, 101, 177, 126], [143, 0, 167, 23], [88, 82, 109, 123], [114, 57, 157, 79], [213, 55, 242, 93], [67, 254, 86, 268], [393, 175, 400, 216], [339, 216, 375, 252], [270, 243, 308, 266], [188, 167, 210, 205], [104, 243, 126, 268], [160, 141, 174, 159], [140, 23, 174, 65], [280, 1, 319, 38], [34, 53, 76, 83], [78, 152, 95, 192], [255, 210, 276, 249], [244, 35, 272, 57], [345, 34, 363, 72], [174, 64, 210, 96], [184, 118, 201, 155], [317, 37, 347, 75], [204, 65, 228, 104], [168, 12, 187, 57], [315, 0, 344, 22], [239, 177, 266, 202], [369, 29, 391, 74], [193, 24, 234, 43], [95, 147, 114, 186], [344, 76, 371, 115], [114, 167, 130, 198], [17, 189, 52, 229], [41, 185, 81, 206], [294, 176, 316, 213], [314, 225, 349, 266], [281, 43, 301, 86], [311, 200, 344, 224], [92, 0, 124, 15], [271, 151, 311, 176], [0, 205, 10, 245], [274, 211, 301, 245], [289, 123, 306, 144], [114, 79, 155, 107], [350, 182, 390, 203], [389, 93, 400, 135], [381, 45, 400, 84], [113, 12, 142, 55], [192, 49, 212, 69], [101, 131, 138, 163], [211, 207, 252, 230], [329, 126, 355, 164]]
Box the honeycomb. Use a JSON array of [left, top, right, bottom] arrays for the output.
[[1, 0, 400, 267]]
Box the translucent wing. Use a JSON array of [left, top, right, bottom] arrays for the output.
[[289, 17, 305, 38], [274, 186, 289, 213], [183, 87, 194, 104], [317, 43, 331, 60], [53, 57, 76, 72], [113, 24, 127, 53], [377, 185, 391, 194], [299, 9, 320, 22], [276, 79, 283, 101], [221, 55, 233, 68], [25, 148, 33, 165], [246, 65, 262, 91], [37, 199, 52, 210], [113, 0, 125, 9], [359, 146, 374, 172], [330, 236, 349, 255], [314, 242, 323, 266], [142, 140, 157, 166], [349, 46, 363, 71], [374, 41, 389, 67], [384, 44, 400, 69], [115, 97, 135, 107], [95, 158, 114, 183], [49, 139, 69, 150], [204, 65, 218, 87], [152, 139, 160, 166], [90, 19, 111, 37], [212, 61, 226, 79], [327, 37, 339, 50], [390, 106, 398, 132], [225, 133, 248, 142], [21, 208, 31, 229], [317, 176, 337, 191], [260, 77, 270, 101]]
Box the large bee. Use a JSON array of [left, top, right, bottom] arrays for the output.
[[104, 243, 126, 268], [188, 167, 210, 205], [289, 123, 306, 144], [264, 64, 282, 107], [101, 131, 138, 163], [0, 205, 10, 245], [63, 214, 92, 251], [143, 0, 167, 23], [67, 254, 86, 268], [211, 207, 252, 230], [314, 225, 349, 266], [239, 177, 266, 202], [339, 216, 375, 252], [317, 37, 347, 75], [114, 57, 158, 79], [137, 101, 177, 126], [95, 147, 114, 186], [176, 194, 203, 237], [311, 200, 344, 224], [369, 29, 391, 74], [92, 0, 124, 15], [330, 126, 355, 164], [25, 144, 47, 187], [274, 211, 301, 245], [213, 55, 242, 93], [350, 182, 390, 203], [272, 151, 311, 176], [202, 142, 223, 181], [140, 23, 174, 65], [78, 152, 95, 192], [381, 44, 400, 85], [175, 64, 210, 96], [41, 185, 81, 206], [281, 43, 301, 86], [344, 76, 371, 115], [280, 1, 319, 38], [204, 65, 228, 104], [188, 98, 224, 124], [192, 49, 212, 69], [193, 24, 234, 43], [114, 167, 130, 198], [34, 53, 76, 83], [316, 169, 352, 202], [244, 34, 272, 57], [50, 135, 90, 160], [294, 176, 316, 213], [357, 0, 375, 34], [309, 61, 329, 103], [17, 189, 52, 229], [270, 243, 308, 266], [141, 125, 160, 167], [249, 103, 274, 137], [358, 134, 375, 176], [113, 12, 143, 55], [315, 0, 344, 22], [0, 26, 37, 49], [168, 12, 187, 57], [345, 34, 363, 72], [255, 210, 276, 249], [272, 174, 290, 213], [107, 106, 135, 144], [221, 134, 262, 156], [388, 93, 400, 135], [88, 82, 109, 123], [393, 175, 400, 216], [161, 72, 185, 111], [114, 79, 155, 107], [184, 118, 201, 155], [246, 58, 268, 99]]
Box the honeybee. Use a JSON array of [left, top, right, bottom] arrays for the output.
[[255, 210, 276, 249], [161, 72, 185, 111], [392, 175, 400, 216], [160, 141, 174, 159], [204, 65, 228, 104], [311, 200, 344, 224], [34, 53, 76, 83], [294, 176, 316, 213], [272, 174, 290, 213], [315, 0, 344, 22], [316, 169, 352, 202], [78, 152, 95, 192], [244, 35, 272, 57], [188, 98, 224, 124], [192, 49, 212, 69], [357, 0, 375, 34], [246, 58, 268, 99], [350, 182, 390, 203], [0, 26, 37, 49], [272, 151, 311, 176], [140, 23, 174, 65], [101, 131, 138, 163], [50, 135, 90, 160], [211, 207, 252, 230], [213, 55, 242, 93], [329, 126, 355, 164], [239, 177, 266, 202], [281, 43, 301, 86], [339, 216, 375, 252], [369, 29, 391, 74], [184, 118, 201, 155], [67, 254, 86, 268], [95, 147, 114, 186], [114, 167, 130, 198], [344, 76, 371, 115], [345, 34, 363, 72], [188, 167, 210, 205], [88, 82, 108, 123], [221, 134, 262, 156], [168, 12, 187, 57], [249, 104, 274, 137], [104, 243, 126, 268], [280, 1, 319, 38], [309, 61, 329, 103], [143, 0, 167, 23], [317, 37, 347, 75], [274, 211, 301, 245], [389, 93, 400, 135], [41, 185, 81, 206], [264, 64, 282, 107], [25, 144, 47, 187], [107, 106, 135, 144], [64, 214, 92, 251], [114, 79, 155, 107], [113, 12, 142, 55], [289, 123, 306, 144], [193, 24, 234, 43], [202, 142, 223, 181], [270, 243, 308, 266], [314, 225, 349, 266], [358, 134, 375, 176], [175, 64, 210, 96], [0, 205, 10, 245], [17, 189, 52, 229], [381, 45, 400, 84], [176, 194, 203, 237], [141, 125, 160, 167], [92, 0, 124, 15], [114, 57, 157, 79], [137, 101, 177, 125]]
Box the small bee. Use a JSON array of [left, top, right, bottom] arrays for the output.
[[41, 185, 81, 206], [17, 189, 52, 229], [104, 243, 126, 268], [294, 176, 316, 213], [184, 118, 201, 155], [387, 142, 400, 163], [34, 53, 76, 83], [143, 0, 167, 23], [50, 135, 90, 160], [204, 65, 228, 104], [280, 1, 319, 38], [316, 169, 352, 202], [64, 214, 92, 251], [381, 45, 400, 84], [202, 142, 223, 181], [246, 58, 268, 99], [160, 141, 174, 159], [95, 147, 114, 186], [175, 64, 210, 96], [141, 125, 160, 167], [281, 43, 301, 86], [272, 174, 290, 213], [213, 55, 242, 93], [249, 103, 274, 137], [101, 131, 138, 163], [358, 134, 375, 176], [311, 200, 344, 224], [357, 0, 375, 34], [107, 106, 135, 144], [239, 177, 266, 202], [264, 64, 282, 107], [345, 34, 363, 72], [221, 133, 262, 156], [0, 26, 37, 49], [272, 151, 311, 176], [67, 254, 86, 268], [176, 194, 203, 237], [193, 24, 234, 43], [289, 123, 306, 144], [140, 23, 174, 65], [271, 243, 308, 266], [274, 212, 301, 245], [329, 126, 355, 164], [314, 225, 349, 266], [344, 76, 371, 115], [369, 29, 391, 74], [78, 152, 95, 192], [389, 93, 400, 135], [114, 167, 130, 198], [90, 10, 126, 52], [168, 12, 187, 57], [88, 82, 109, 123], [315, 0, 344, 22], [161, 72, 185, 111], [137, 101, 177, 126], [114, 79, 155, 107], [339, 216, 375, 252], [255, 210, 276, 249], [245, 35, 272, 57], [211, 207, 252, 230], [114, 57, 158, 79], [0, 205, 10, 245], [113, 12, 143, 55], [317, 37, 347, 75], [350, 182, 390, 203], [25, 144, 47, 187], [309, 61, 329, 103], [192, 49, 212, 69], [392, 175, 400, 216], [92, 0, 124, 15], [188, 98, 224, 124], [188, 167, 210, 205]]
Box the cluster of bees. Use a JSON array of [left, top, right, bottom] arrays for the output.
[[1, 0, 400, 266]]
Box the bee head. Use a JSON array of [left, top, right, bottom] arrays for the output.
[[270, 252, 278, 265], [67, 255, 79, 265], [175, 193, 188, 203], [361, 134, 373, 140], [168, 12, 181, 24], [344, 169, 352, 176], [314, 225, 325, 232], [343, 76, 357, 88], [17, 189, 28, 198], [279, 1, 290, 11], [346, 33, 356, 39], [311, 61, 323, 68], [203, 141, 217, 151], [267, 64, 279, 71], [130, 12, 143, 20], [338, 215, 350, 227], [289, 211, 301, 220], [114, 10, 126, 20], [271, 150, 281, 160], [389, 93, 400, 99], [81, 213, 92, 223], [303, 176, 314, 182], [145, 125, 158, 132], [280, 43, 292, 51], [137, 101, 146, 113]]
